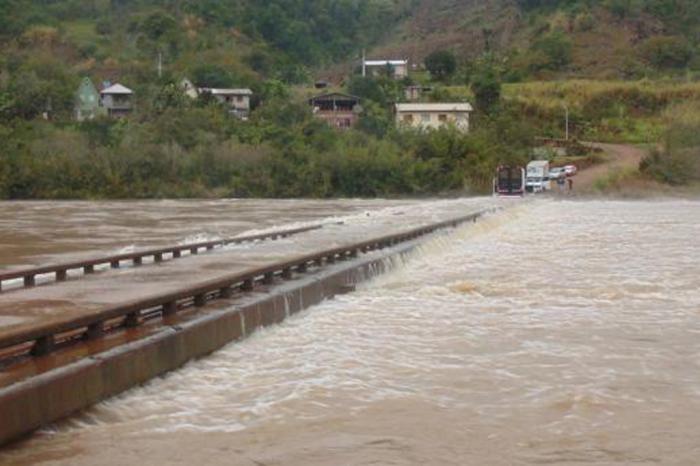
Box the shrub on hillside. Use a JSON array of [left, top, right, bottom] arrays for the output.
[[641, 36, 693, 70], [641, 103, 700, 184], [425, 50, 457, 82], [530, 30, 572, 71], [471, 68, 502, 113]]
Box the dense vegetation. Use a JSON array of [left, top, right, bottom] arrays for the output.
[[0, 86, 536, 198], [0, 0, 536, 199], [641, 102, 700, 185], [1, 0, 700, 199], [515, 0, 700, 78]]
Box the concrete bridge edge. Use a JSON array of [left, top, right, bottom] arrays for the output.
[[0, 241, 419, 446]]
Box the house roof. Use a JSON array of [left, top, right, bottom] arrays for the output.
[[364, 60, 408, 66], [395, 102, 473, 112], [309, 92, 361, 103], [200, 88, 253, 96], [101, 83, 133, 95]]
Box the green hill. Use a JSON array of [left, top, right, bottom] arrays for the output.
[[364, 0, 700, 80], [1, 0, 699, 108], [0, 0, 699, 199]]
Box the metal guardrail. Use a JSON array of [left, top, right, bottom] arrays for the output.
[[0, 209, 495, 361], [0, 225, 323, 293]]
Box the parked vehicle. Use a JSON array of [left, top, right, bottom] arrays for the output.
[[526, 160, 551, 193], [564, 164, 578, 176], [494, 165, 525, 197], [549, 167, 566, 180]]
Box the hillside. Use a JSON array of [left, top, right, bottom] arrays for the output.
[[365, 0, 700, 80], [1, 0, 699, 105], [0, 0, 699, 200]]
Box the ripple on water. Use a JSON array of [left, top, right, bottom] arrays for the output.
[[2, 199, 700, 466]]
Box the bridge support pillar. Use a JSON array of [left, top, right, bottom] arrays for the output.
[[124, 312, 140, 328], [31, 335, 55, 356], [84, 322, 105, 340], [162, 301, 177, 317]]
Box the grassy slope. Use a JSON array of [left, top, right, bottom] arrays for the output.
[[367, 0, 518, 63], [362, 1, 686, 80]]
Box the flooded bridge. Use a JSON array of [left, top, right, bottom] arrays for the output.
[[1, 198, 699, 466], [0, 198, 499, 446]]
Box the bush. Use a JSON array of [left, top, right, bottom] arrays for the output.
[[641, 103, 700, 184], [425, 50, 457, 82], [471, 68, 502, 113], [530, 31, 572, 71], [641, 36, 693, 70]]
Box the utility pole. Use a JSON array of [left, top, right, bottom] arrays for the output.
[[563, 103, 569, 141], [362, 49, 366, 77], [157, 51, 162, 79]]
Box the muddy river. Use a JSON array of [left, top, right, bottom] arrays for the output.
[[1, 198, 699, 465]]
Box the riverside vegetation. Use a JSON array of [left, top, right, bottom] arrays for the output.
[[0, 0, 699, 199]]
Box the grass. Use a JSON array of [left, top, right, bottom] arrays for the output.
[[503, 79, 700, 143], [502, 79, 700, 109]]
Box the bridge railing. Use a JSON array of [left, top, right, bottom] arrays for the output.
[[0, 225, 323, 292], [0, 209, 495, 362]]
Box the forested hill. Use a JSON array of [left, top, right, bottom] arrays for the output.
[[1, 0, 698, 199], [0, 0, 411, 83], [1, 0, 699, 99], [370, 0, 700, 79]]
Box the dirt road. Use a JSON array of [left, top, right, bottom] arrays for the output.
[[569, 143, 646, 192]]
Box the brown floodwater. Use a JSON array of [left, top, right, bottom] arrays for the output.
[[1, 198, 699, 465], [0, 199, 421, 269]]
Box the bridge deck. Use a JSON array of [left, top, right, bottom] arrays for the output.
[[0, 200, 495, 348]]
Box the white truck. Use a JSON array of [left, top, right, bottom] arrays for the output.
[[526, 160, 551, 193]]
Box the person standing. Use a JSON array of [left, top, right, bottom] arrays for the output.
[[568, 177, 573, 192]]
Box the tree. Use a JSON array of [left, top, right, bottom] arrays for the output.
[[471, 68, 501, 113], [192, 64, 235, 88], [531, 31, 572, 71], [153, 83, 190, 114], [347, 76, 387, 105], [425, 50, 457, 81], [641, 36, 693, 69]]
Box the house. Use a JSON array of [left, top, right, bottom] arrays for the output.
[[403, 85, 432, 101], [395, 102, 473, 132], [74, 77, 105, 121], [100, 83, 134, 118], [309, 92, 361, 129], [363, 59, 409, 79], [199, 88, 253, 119]]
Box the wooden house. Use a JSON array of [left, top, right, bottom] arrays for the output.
[[309, 93, 361, 129], [100, 83, 134, 118]]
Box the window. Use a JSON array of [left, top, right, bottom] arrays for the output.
[[438, 114, 448, 122], [236, 96, 244, 103], [403, 114, 414, 123], [421, 113, 430, 123]]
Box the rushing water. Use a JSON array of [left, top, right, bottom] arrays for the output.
[[2, 198, 700, 465], [0, 199, 419, 268]]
